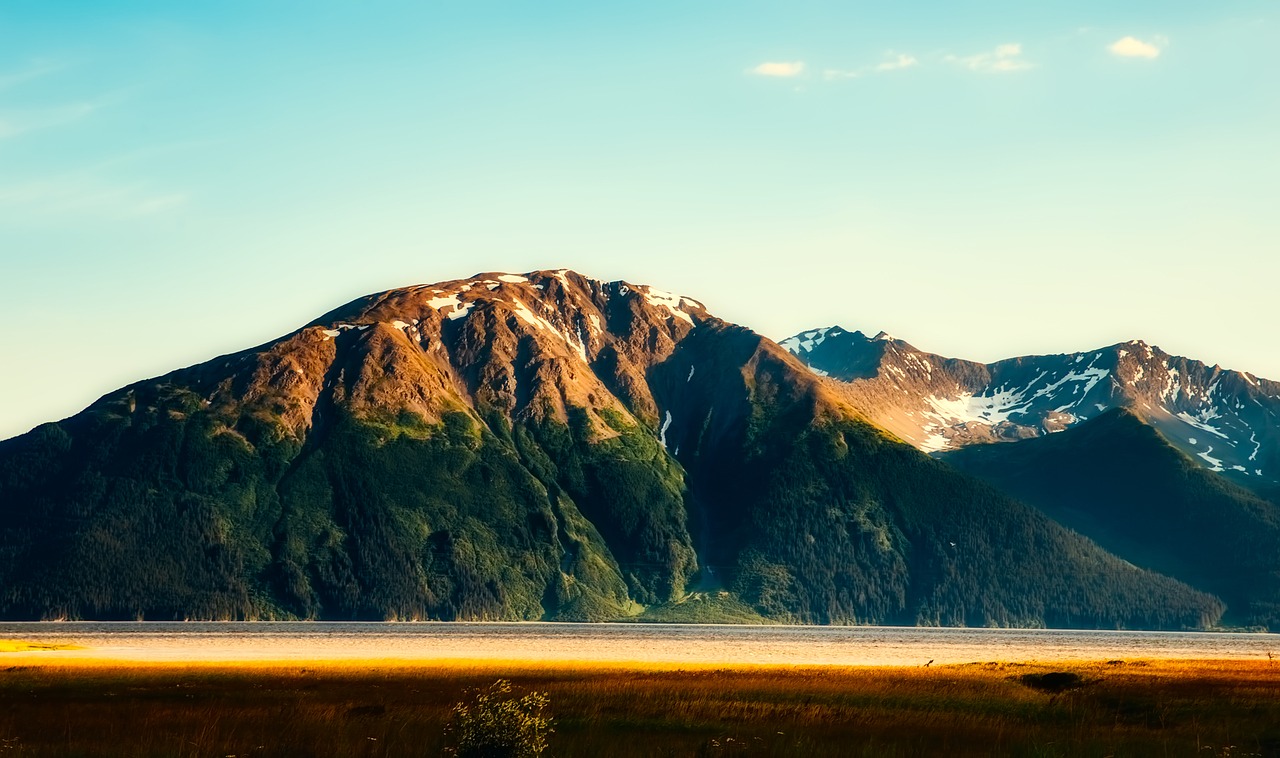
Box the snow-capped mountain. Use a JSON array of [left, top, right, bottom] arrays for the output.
[[0, 270, 1234, 627], [782, 326, 1280, 485]]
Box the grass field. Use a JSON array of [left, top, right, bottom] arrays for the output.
[[0, 655, 1277, 756]]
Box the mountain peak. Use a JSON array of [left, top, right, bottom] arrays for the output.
[[784, 324, 1279, 484]]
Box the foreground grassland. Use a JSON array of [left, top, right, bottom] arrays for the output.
[[0, 640, 81, 652], [0, 658, 1276, 756]]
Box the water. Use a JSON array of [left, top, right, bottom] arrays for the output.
[[3, 622, 1278, 666]]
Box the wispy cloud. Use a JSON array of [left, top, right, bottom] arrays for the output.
[[0, 60, 69, 92], [1109, 36, 1163, 59], [946, 43, 1033, 72], [875, 53, 919, 72], [0, 102, 97, 140], [0, 177, 188, 219], [823, 52, 919, 80], [750, 61, 805, 78]]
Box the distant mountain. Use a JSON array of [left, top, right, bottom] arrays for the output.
[[781, 326, 1280, 486], [941, 409, 1280, 628], [0, 271, 1223, 628]]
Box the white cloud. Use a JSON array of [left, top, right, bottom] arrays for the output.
[[1109, 36, 1162, 59], [824, 52, 919, 80], [946, 43, 1033, 72], [874, 53, 919, 72], [750, 61, 805, 77]]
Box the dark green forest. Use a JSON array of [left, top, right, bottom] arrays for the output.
[[0, 332, 1233, 629], [943, 408, 1280, 628]]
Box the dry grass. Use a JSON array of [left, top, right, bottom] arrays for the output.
[[0, 639, 81, 652], [0, 657, 1276, 756]]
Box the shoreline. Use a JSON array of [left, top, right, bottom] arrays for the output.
[[2, 652, 1277, 671], [2, 623, 1277, 667]]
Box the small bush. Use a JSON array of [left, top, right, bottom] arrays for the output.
[[1018, 671, 1086, 694], [444, 679, 553, 758]]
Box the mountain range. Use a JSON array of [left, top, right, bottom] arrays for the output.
[[780, 326, 1280, 486], [0, 269, 1274, 629]]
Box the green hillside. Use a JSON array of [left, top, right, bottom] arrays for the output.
[[942, 409, 1280, 628], [0, 275, 1232, 629]]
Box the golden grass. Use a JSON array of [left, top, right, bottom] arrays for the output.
[[0, 638, 82, 652], [0, 657, 1275, 756]]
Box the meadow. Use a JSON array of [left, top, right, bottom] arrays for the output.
[[0, 655, 1276, 757]]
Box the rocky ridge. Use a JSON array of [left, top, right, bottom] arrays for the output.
[[782, 326, 1280, 485]]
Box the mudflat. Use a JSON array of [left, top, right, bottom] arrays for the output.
[[0, 657, 1276, 756]]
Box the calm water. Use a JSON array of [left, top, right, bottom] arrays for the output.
[[2, 622, 1278, 665]]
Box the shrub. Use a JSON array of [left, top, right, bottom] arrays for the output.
[[444, 679, 553, 758]]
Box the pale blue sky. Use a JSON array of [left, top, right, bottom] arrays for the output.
[[1, 1, 1277, 439]]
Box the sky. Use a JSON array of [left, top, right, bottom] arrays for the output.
[[1, 0, 1277, 440]]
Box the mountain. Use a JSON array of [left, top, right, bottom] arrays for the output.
[[781, 327, 1280, 486], [0, 271, 1224, 627], [941, 409, 1280, 628]]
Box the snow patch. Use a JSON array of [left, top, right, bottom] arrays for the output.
[[511, 299, 586, 362], [497, 274, 528, 283], [687, 366, 695, 382], [1175, 409, 1229, 439], [1189, 437, 1197, 445], [659, 410, 673, 448], [905, 353, 932, 375], [1162, 367, 1181, 403], [782, 326, 834, 355], [642, 286, 695, 326], [1197, 447, 1225, 472], [573, 323, 589, 362], [919, 430, 950, 453], [913, 359, 1110, 449], [428, 293, 464, 311], [1249, 431, 1261, 461], [511, 299, 545, 330], [447, 302, 474, 321]]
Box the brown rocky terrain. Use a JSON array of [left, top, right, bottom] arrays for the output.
[[783, 326, 1280, 487]]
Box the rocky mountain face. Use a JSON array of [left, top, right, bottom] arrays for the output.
[[781, 327, 1280, 487], [0, 270, 1228, 627]]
